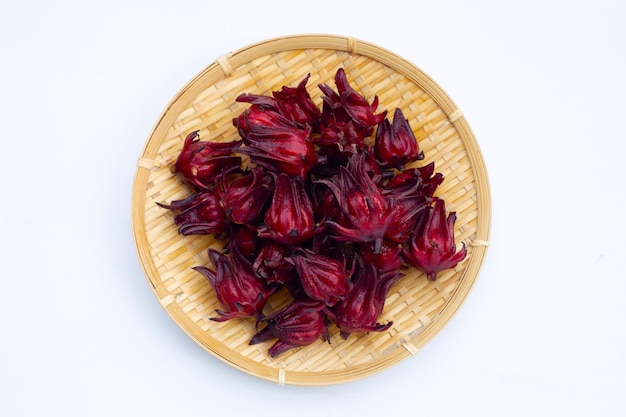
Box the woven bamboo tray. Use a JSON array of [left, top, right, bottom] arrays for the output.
[[131, 34, 490, 386]]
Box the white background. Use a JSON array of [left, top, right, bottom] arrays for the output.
[[1, 0, 625, 415]]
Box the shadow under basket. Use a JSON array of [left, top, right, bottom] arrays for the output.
[[131, 34, 491, 386]]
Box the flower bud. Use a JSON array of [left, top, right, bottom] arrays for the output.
[[335, 68, 386, 130], [272, 73, 321, 131], [193, 248, 276, 322], [232, 96, 296, 140], [252, 241, 295, 285], [290, 248, 351, 306], [374, 108, 424, 169], [403, 199, 467, 281], [174, 131, 242, 189], [156, 190, 228, 235], [385, 194, 429, 243], [249, 299, 329, 358], [218, 167, 272, 226], [318, 68, 386, 148], [327, 264, 401, 339], [386, 161, 444, 198], [258, 174, 316, 245], [238, 122, 317, 179], [318, 153, 392, 252]]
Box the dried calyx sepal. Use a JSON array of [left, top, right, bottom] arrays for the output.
[[158, 68, 467, 358]]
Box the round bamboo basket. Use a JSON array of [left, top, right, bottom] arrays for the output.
[[131, 34, 491, 386]]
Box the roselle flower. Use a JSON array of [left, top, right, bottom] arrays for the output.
[[218, 167, 272, 225], [233, 97, 297, 140], [237, 120, 318, 179], [249, 299, 329, 358], [319, 68, 386, 130], [234, 74, 320, 134], [386, 161, 444, 199], [272, 73, 321, 130], [318, 68, 386, 148], [289, 248, 351, 306], [156, 190, 228, 236], [174, 130, 242, 189], [318, 154, 392, 253], [355, 239, 404, 273], [383, 164, 439, 243], [385, 194, 429, 243], [374, 108, 424, 169], [327, 264, 402, 340], [193, 248, 276, 322], [252, 241, 295, 285], [403, 199, 467, 281], [335, 68, 386, 128], [318, 84, 350, 129], [258, 173, 316, 245]]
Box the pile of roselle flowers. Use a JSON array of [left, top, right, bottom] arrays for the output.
[[157, 68, 467, 358]]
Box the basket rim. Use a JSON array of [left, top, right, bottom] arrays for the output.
[[131, 34, 491, 386]]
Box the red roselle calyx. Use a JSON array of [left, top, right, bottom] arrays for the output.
[[234, 73, 320, 135], [385, 161, 444, 199], [403, 199, 467, 281], [374, 107, 424, 169], [327, 264, 402, 340], [250, 299, 330, 358], [252, 241, 294, 285], [319, 154, 392, 253], [382, 161, 444, 243], [174, 130, 242, 190], [156, 190, 228, 236], [334, 68, 386, 129], [193, 248, 276, 322], [318, 68, 386, 148], [385, 194, 429, 243], [258, 173, 316, 246], [289, 248, 351, 306], [271, 73, 321, 130], [233, 102, 293, 139], [237, 118, 318, 179], [217, 167, 272, 226]]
